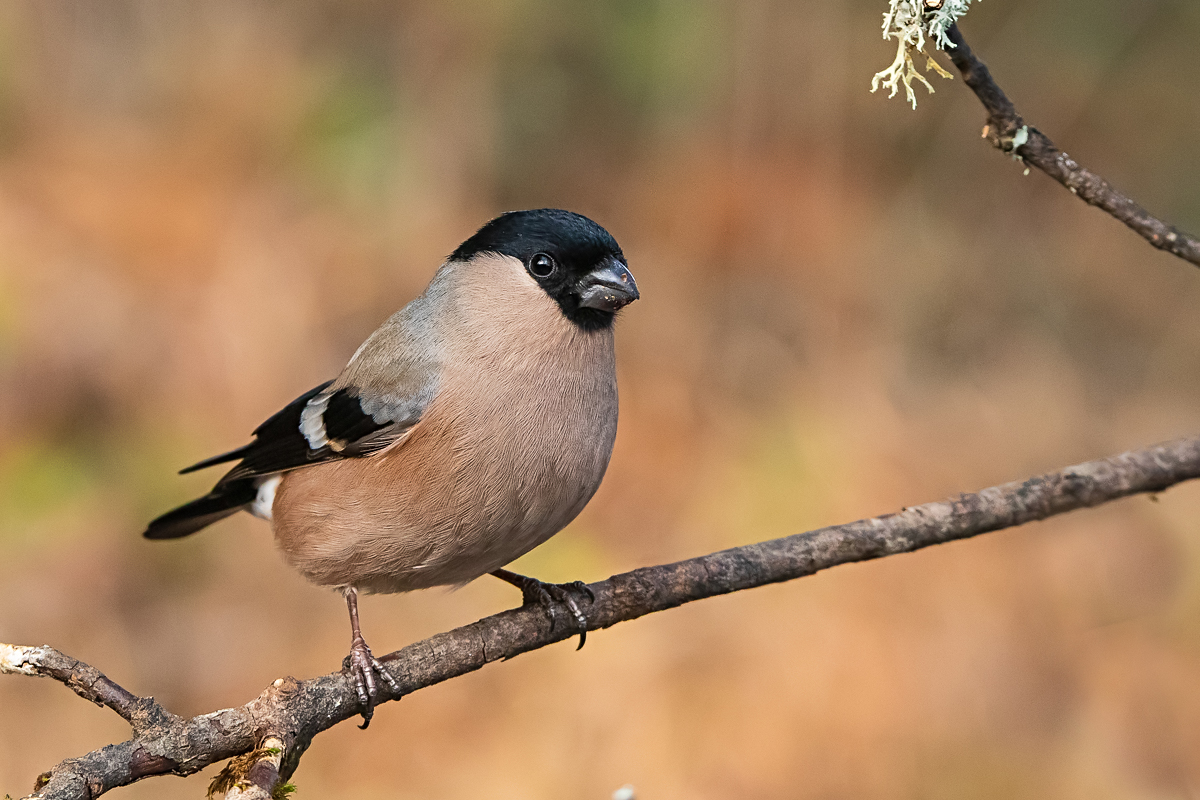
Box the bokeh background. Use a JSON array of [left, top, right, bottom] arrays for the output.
[[2, 1, 1200, 798]]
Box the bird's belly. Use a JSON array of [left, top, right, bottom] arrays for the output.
[[270, 386, 616, 593]]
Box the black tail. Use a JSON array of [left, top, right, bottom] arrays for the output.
[[143, 481, 258, 539]]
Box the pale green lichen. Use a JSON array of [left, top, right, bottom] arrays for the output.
[[926, 0, 977, 49], [871, 0, 978, 109], [1009, 125, 1031, 173], [1010, 124, 1029, 156]]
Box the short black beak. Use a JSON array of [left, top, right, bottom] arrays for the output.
[[578, 259, 639, 312]]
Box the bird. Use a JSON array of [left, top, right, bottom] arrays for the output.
[[144, 208, 639, 726]]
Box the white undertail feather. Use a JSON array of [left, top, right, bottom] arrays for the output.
[[252, 475, 282, 520]]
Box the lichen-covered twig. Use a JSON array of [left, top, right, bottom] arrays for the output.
[[944, 23, 1200, 268], [6, 435, 1200, 800], [871, 0, 972, 108]]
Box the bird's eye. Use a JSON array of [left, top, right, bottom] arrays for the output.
[[528, 253, 557, 278]]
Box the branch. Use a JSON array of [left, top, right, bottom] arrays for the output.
[[0, 645, 144, 724], [944, 23, 1200, 268], [7, 435, 1200, 799]]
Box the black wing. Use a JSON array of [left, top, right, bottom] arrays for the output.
[[207, 382, 415, 486], [145, 381, 420, 540], [178, 381, 333, 475]]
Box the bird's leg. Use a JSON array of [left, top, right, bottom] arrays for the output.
[[341, 586, 401, 729], [490, 568, 595, 650]]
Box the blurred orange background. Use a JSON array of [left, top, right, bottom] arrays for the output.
[[2, 1, 1200, 798]]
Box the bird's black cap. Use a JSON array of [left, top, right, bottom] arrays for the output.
[[452, 209, 636, 331], [451, 208, 623, 265]]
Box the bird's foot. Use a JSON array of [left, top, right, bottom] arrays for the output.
[[495, 571, 595, 649], [341, 636, 401, 729]]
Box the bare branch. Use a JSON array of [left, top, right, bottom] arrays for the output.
[[0, 644, 157, 726], [944, 23, 1200, 268], [7, 435, 1200, 799]]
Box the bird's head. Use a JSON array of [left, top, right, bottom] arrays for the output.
[[450, 209, 639, 331]]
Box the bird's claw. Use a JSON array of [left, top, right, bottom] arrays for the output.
[[342, 637, 400, 729], [517, 579, 595, 650]]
